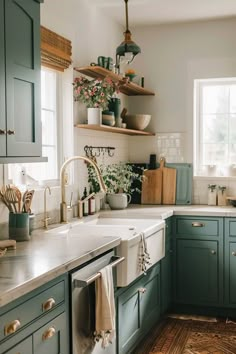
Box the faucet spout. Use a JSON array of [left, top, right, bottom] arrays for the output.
[[60, 156, 106, 223]]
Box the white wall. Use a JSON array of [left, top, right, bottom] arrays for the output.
[[128, 18, 236, 163]]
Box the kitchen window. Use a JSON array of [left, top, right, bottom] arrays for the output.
[[194, 78, 236, 177]]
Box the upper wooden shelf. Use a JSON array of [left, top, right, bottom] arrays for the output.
[[74, 66, 155, 96], [75, 124, 155, 136]]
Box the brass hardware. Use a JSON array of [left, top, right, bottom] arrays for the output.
[[7, 130, 15, 135], [192, 222, 205, 227], [42, 327, 56, 341], [0, 129, 6, 135], [4, 319, 21, 336], [138, 287, 147, 294], [211, 250, 216, 255], [232, 251, 236, 256], [42, 297, 56, 312]]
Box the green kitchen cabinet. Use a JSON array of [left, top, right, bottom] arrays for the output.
[[0, 0, 44, 160], [117, 263, 161, 354], [0, 274, 69, 354], [173, 216, 224, 307], [224, 219, 236, 307], [175, 239, 219, 305], [161, 217, 173, 314]]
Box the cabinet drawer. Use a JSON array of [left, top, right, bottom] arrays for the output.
[[0, 280, 65, 341], [175, 217, 222, 238], [3, 336, 32, 354]]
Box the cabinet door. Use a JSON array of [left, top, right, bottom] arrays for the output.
[[0, 0, 6, 155], [33, 313, 68, 354], [176, 239, 219, 305], [3, 336, 33, 354], [161, 242, 172, 314], [117, 264, 160, 354], [4, 0, 41, 157], [225, 242, 236, 306]]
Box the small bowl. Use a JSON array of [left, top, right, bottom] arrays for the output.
[[123, 114, 151, 130], [102, 114, 115, 126]]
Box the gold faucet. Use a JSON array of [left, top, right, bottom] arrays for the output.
[[60, 156, 106, 223], [44, 186, 51, 229]]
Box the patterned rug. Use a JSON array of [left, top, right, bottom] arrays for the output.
[[133, 317, 236, 354]]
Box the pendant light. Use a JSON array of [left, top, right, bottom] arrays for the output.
[[116, 0, 141, 68]]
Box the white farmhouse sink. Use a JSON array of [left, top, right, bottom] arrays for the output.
[[45, 216, 165, 286]]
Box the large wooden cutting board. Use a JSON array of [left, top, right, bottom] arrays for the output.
[[141, 169, 162, 204], [160, 157, 176, 205]]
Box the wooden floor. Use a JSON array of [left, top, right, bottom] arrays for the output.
[[132, 316, 236, 354]]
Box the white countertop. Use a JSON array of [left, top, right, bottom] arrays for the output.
[[1, 203, 236, 308]]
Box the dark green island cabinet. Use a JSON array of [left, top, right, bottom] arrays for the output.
[[0, 274, 69, 354], [0, 0, 44, 160], [116, 263, 161, 354], [225, 218, 236, 307]]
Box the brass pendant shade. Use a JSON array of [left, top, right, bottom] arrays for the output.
[[116, 0, 141, 66]]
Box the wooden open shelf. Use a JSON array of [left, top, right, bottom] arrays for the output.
[[75, 124, 155, 136], [74, 66, 155, 96]]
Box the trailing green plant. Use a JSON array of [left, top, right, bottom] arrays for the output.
[[87, 162, 144, 194]]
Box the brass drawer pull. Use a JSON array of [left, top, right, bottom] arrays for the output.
[[42, 297, 56, 312], [42, 327, 56, 341], [138, 287, 147, 294], [0, 129, 6, 135], [232, 251, 236, 256], [192, 222, 205, 227], [7, 130, 15, 135], [4, 319, 21, 336]]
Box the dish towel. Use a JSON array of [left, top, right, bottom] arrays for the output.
[[139, 232, 151, 274], [94, 265, 115, 348]]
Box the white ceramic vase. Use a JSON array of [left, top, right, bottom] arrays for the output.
[[107, 193, 131, 210], [87, 108, 102, 125]]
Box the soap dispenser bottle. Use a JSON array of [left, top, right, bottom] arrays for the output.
[[208, 184, 217, 206]]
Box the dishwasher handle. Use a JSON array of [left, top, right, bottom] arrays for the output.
[[74, 256, 125, 288]]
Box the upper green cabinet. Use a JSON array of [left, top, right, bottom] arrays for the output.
[[0, 0, 43, 159]]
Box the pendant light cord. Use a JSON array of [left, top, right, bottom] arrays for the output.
[[125, 0, 129, 32]]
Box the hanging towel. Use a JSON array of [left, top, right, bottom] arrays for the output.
[[94, 265, 115, 348], [139, 232, 151, 274]]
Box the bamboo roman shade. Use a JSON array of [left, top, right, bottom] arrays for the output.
[[41, 26, 72, 71]]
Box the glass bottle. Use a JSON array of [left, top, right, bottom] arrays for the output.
[[208, 184, 217, 206], [82, 187, 88, 216], [217, 186, 227, 206]]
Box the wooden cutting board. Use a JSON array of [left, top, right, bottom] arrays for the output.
[[141, 169, 162, 204], [160, 157, 176, 205]]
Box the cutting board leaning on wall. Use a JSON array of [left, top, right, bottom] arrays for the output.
[[141, 157, 177, 205]]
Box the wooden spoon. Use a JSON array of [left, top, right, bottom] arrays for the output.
[[12, 186, 22, 213], [5, 186, 18, 213]]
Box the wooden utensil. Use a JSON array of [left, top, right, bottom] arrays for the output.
[[22, 190, 34, 213], [5, 186, 18, 213], [141, 169, 162, 204], [159, 157, 176, 205], [12, 186, 22, 212]]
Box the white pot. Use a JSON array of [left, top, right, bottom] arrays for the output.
[[107, 193, 131, 210], [87, 108, 102, 125]]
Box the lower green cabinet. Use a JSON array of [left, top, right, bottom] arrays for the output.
[[224, 219, 236, 308], [161, 241, 172, 314], [33, 312, 67, 354], [175, 239, 219, 305], [117, 263, 161, 354]]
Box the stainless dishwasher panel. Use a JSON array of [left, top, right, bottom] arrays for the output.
[[71, 251, 118, 354]]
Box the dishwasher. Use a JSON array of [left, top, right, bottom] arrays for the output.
[[71, 250, 124, 354]]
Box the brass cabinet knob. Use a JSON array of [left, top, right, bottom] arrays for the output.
[[138, 287, 147, 294], [192, 222, 205, 227], [42, 297, 56, 312], [232, 251, 236, 256], [42, 327, 56, 341], [7, 130, 15, 135], [0, 129, 6, 135], [4, 319, 21, 336], [211, 250, 216, 255]]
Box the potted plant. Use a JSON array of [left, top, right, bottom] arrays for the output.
[[87, 162, 144, 209], [73, 76, 120, 124]]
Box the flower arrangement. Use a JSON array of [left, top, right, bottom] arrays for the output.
[[87, 162, 144, 194], [73, 76, 119, 111]]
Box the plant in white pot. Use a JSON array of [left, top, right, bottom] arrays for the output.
[[73, 76, 119, 124], [87, 162, 144, 209]]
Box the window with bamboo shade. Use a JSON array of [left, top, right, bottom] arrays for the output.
[[41, 26, 72, 71]]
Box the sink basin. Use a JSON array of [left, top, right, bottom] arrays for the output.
[[44, 216, 165, 286]]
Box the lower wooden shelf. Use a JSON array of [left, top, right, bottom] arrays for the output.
[[74, 124, 155, 136]]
